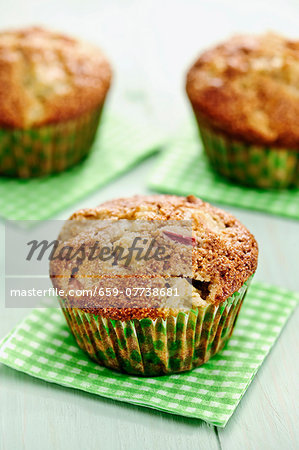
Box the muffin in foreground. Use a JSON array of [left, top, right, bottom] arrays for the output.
[[0, 26, 112, 178], [186, 33, 299, 189], [50, 195, 258, 376]]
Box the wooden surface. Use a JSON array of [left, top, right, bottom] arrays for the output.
[[1, 1, 299, 449]]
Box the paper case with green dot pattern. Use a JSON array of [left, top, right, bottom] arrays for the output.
[[59, 278, 249, 376], [199, 123, 299, 189]]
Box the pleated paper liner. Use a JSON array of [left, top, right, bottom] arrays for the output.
[[0, 106, 102, 178], [198, 122, 299, 189], [58, 278, 250, 376]]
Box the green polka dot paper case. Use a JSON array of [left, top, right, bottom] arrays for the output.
[[0, 281, 298, 427], [0, 107, 102, 178], [0, 114, 161, 222], [199, 123, 299, 190], [148, 126, 299, 221], [58, 279, 250, 376], [60, 278, 251, 376]]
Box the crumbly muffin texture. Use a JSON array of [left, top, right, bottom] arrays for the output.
[[52, 218, 193, 279], [186, 33, 299, 148], [0, 26, 112, 128], [50, 195, 258, 318]]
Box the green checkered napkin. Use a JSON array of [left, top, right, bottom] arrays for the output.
[[0, 115, 160, 221], [0, 282, 298, 427], [148, 135, 299, 220]]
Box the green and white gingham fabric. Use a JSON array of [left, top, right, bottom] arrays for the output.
[[149, 136, 299, 220], [0, 115, 161, 221], [0, 282, 298, 427]]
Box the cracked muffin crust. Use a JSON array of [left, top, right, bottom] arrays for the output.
[[50, 195, 258, 319], [186, 32, 299, 148], [0, 26, 112, 129]]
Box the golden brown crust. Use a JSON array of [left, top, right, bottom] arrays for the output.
[[50, 195, 258, 319], [186, 33, 299, 148], [0, 26, 112, 128]]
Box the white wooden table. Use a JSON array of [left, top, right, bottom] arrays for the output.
[[1, 1, 299, 448]]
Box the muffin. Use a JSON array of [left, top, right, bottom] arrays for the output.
[[50, 195, 258, 376], [186, 33, 299, 189], [0, 26, 112, 178]]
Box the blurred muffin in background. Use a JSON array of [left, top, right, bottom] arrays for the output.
[[186, 33, 299, 189], [0, 26, 112, 178]]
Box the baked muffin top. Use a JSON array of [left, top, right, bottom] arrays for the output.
[[0, 26, 112, 128], [186, 33, 299, 148], [50, 195, 258, 319]]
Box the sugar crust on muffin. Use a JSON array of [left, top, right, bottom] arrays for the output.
[[0, 26, 112, 128], [186, 32, 299, 148], [50, 195, 258, 319]]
